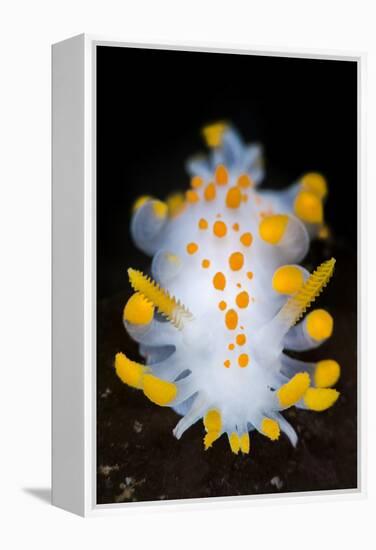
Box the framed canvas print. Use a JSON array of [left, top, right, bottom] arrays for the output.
[[52, 35, 363, 516]]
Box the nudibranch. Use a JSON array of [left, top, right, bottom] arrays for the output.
[[115, 122, 340, 455]]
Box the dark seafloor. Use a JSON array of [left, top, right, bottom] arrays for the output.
[[97, 238, 357, 504]]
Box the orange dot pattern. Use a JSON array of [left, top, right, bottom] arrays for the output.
[[224, 359, 231, 368], [202, 259, 210, 268], [213, 220, 227, 238], [226, 186, 242, 209], [191, 175, 203, 189], [213, 272, 226, 290], [236, 334, 246, 346], [240, 232, 253, 247], [186, 242, 198, 254], [198, 218, 208, 230], [229, 251, 244, 271], [225, 309, 238, 330], [218, 301, 227, 311], [237, 174, 252, 188], [204, 183, 216, 201], [215, 164, 228, 185], [186, 190, 199, 203], [236, 291, 249, 309], [238, 354, 249, 368]]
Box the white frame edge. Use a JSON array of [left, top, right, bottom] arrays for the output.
[[51, 34, 366, 517]]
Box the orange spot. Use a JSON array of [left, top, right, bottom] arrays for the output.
[[226, 186, 242, 209], [236, 334, 246, 346], [215, 164, 228, 185], [186, 190, 199, 203], [191, 175, 203, 189], [236, 291, 249, 309], [229, 251, 244, 271], [218, 300, 227, 311], [238, 353, 249, 368], [225, 309, 238, 330], [186, 242, 198, 255], [198, 218, 208, 230], [213, 272, 226, 291], [240, 232, 253, 247], [213, 220, 227, 238], [224, 359, 231, 368], [236, 283, 242, 288], [204, 182, 216, 201], [240, 325, 244, 330], [228, 343, 235, 350], [237, 174, 253, 188], [202, 259, 210, 268], [246, 272, 253, 280], [242, 194, 249, 203], [232, 223, 239, 231]]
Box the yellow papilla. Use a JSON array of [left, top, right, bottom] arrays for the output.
[[204, 409, 222, 433], [228, 432, 240, 454], [303, 387, 340, 411], [123, 292, 154, 325], [314, 360, 341, 388], [204, 431, 221, 450], [306, 309, 333, 341], [240, 433, 250, 454], [261, 418, 280, 441], [152, 200, 168, 219], [294, 190, 323, 224], [272, 265, 304, 295], [202, 122, 228, 148], [114, 352, 145, 389], [133, 195, 152, 212], [259, 214, 289, 245], [166, 192, 185, 218], [301, 172, 328, 199], [142, 374, 177, 406], [277, 372, 310, 408]]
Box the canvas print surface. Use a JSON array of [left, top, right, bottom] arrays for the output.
[[96, 45, 357, 504]]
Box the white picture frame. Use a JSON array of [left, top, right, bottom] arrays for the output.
[[52, 34, 365, 517]]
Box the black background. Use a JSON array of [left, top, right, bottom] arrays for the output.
[[96, 46, 357, 504]]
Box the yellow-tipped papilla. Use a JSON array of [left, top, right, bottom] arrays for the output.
[[114, 352, 146, 389], [306, 309, 333, 341], [152, 200, 168, 219], [294, 190, 323, 224], [132, 195, 152, 212], [300, 172, 328, 199], [204, 409, 222, 433], [143, 374, 177, 406], [259, 214, 289, 245], [204, 431, 221, 450], [314, 360, 341, 388], [261, 418, 281, 441], [240, 433, 250, 454], [228, 432, 241, 454], [166, 192, 186, 218], [202, 121, 228, 147], [277, 372, 310, 408], [272, 265, 305, 295], [123, 292, 154, 325], [303, 387, 340, 411]]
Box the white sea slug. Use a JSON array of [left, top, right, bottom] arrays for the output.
[[115, 122, 340, 455]]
